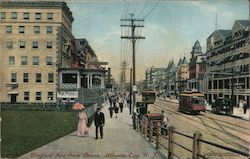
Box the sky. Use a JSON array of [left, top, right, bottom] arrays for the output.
[[67, 0, 249, 82]]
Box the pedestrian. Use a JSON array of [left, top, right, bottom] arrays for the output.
[[161, 110, 168, 136], [118, 97, 124, 113], [108, 106, 114, 118], [112, 97, 116, 107], [77, 108, 88, 137], [114, 104, 119, 118], [94, 108, 105, 139], [239, 100, 244, 113], [243, 100, 248, 114]]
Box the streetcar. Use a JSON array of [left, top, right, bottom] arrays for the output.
[[142, 89, 156, 104], [179, 91, 205, 114]]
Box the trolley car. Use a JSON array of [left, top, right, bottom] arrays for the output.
[[179, 91, 205, 114], [142, 89, 156, 104]]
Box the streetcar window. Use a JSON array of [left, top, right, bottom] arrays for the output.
[[192, 96, 203, 104]]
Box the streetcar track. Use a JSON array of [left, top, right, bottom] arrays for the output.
[[210, 117, 250, 148], [151, 103, 215, 153], [158, 98, 249, 130], [157, 99, 250, 133], [152, 102, 249, 152], [196, 116, 249, 153]]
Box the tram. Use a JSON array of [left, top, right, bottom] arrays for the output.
[[179, 91, 205, 114], [141, 89, 156, 104]]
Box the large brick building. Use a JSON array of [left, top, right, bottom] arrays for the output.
[[0, 1, 74, 103]]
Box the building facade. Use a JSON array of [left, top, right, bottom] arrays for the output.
[[176, 57, 189, 94], [165, 60, 177, 96], [206, 20, 250, 106], [188, 40, 206, 92], [0, 1, 74, 103]]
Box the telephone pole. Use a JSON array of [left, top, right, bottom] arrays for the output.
[[121, 14, 145, 112], [119, 61, 127, 91]]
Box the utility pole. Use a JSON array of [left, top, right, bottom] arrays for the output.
[[106, 68, 112, 90], [121, 14, 145, 112], [130, 68, 132, 114], [119, 61, 127, 91]]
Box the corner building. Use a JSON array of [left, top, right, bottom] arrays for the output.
[[206, 20, 250, 106], [0, 1, 74, 103]]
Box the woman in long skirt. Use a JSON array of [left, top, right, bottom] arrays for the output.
[[77, 109, 88, 137]]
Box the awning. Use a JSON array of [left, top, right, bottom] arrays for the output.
[[8, 91, 18, 94]]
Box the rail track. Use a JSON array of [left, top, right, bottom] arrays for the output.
[[149, 99, 249, 156]]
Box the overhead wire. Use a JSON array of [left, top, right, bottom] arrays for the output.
[[142, 1, 158, 20], [136, 2, 149, 19]]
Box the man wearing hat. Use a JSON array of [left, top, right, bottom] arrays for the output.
[[94, 107, 105, 139]]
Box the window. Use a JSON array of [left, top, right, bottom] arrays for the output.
[[247, 77, 249, 89], [6, 26, 12, 33], [19, 26, 25, 33], [32, 41, 38, 48], [35, 13, 41, 20], [48, 73, 54, 83], [19, 41, 25, 48], [36, 73, 42, 83], [33, 56, 39, 65], [24, 12, 29, 19], [48, 92, 53, 100], [0, 12, 5, 19], [9, 56, 15, 65], [12, 12, 17, 19], [7, 41, 13, 49], [24, 92, 29, 101], [34, 26, 40, 34], [47, 13, 53, 20], [47, 41, 52, 49], [36, 92, 41, 101], [46, 57, 53, 65], [21, 56, 27, 65], [11, 73, 17, 82], [47, 26, 53, 34], [23, 73, 29, 83]]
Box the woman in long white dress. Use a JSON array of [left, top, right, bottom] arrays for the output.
[[77, 109, 88, 137]]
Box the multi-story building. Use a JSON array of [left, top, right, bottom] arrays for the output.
[[165, 60, 177, 96], [206, 20, 250, 106], [188, 40, 206, 92], [144, 67, 166, 93], [0, 1, 74, 103], [176, 57, 189, 94]]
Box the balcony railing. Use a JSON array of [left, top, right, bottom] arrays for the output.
[[60, 83, 77, 90]]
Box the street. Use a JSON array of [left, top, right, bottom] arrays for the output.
[[149, 99, 250, 159]]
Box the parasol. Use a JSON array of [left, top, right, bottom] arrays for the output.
[[72, 102, 85, 110]]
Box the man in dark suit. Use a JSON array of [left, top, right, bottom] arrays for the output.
[[94, 107, 105, 139]]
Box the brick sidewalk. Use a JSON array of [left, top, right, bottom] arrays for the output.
[[17, 101, 164, 159]]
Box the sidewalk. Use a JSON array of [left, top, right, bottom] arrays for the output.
[[17, 101, 164, 159], [159, 97, 250, 120]]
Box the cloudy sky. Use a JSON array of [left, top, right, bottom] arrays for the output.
[[67, 0, 249, 82]]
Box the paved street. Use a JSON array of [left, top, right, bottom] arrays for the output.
[[17, 102, 164, 159], [149, 99, 250, 159]]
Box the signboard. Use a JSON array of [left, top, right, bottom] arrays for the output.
[[133, 85, 137, 92], [57, 91, 78, 98]]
